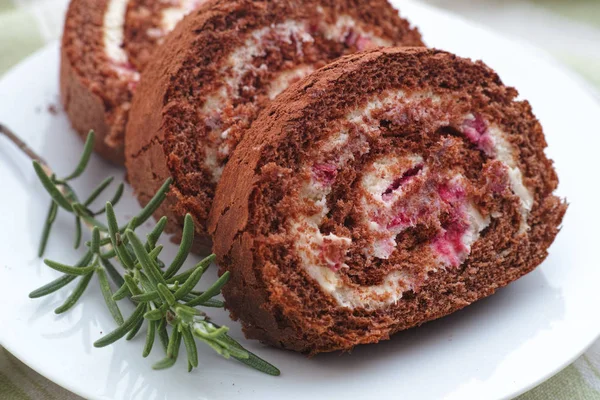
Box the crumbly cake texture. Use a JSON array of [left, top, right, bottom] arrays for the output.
[[60, 0, 205, 164], [125, 0, 424, 252], [208, 47, 567, 354]]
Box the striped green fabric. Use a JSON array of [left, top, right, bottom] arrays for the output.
[[0, 1, 44, 73], [0, 0, 598, 398]]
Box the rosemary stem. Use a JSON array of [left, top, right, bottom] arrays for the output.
[[2, 125, 109, 243], [0, 123, 46, 164]]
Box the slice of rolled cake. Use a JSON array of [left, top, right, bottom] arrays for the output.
[[125, 0, 424, 252], [60, 0, 206, 163], [208, 47, 567, 354]]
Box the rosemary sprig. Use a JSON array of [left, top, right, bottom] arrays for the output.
[[0, 125, 279, 376], [28, 130, 124, 255]]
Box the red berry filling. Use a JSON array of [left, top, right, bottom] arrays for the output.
[[343, 29, 375, 51], [461, 114, 495, 156], [431, 211, 470, 267], [321, 235, 351, 272], [312, 163, 338, 186], [381, 164, 423, 201], [431, 181, 471, 266]]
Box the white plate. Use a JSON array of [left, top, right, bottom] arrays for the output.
[[1, 1, 599, 399]]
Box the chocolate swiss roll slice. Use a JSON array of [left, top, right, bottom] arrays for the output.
[[208, 48, 567, 354], [125, 0, 424, 251], [60, 0, 206, 163]]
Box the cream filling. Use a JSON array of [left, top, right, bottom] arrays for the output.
[[361, 155, 426, 259], [160, 0, 203, 32], [290, 90, 532, 309], [361, 154, 425, 204], [485, 125, 534, 233], [202, 20, 315, 113], [201, 17, 389, 182], [291, 201, 490, 310], [267, 65, 315, 100], [291, 220, 410, 309], [104, 0, 204, 76], [103, 0, 140, 80], [103, 0, 130, 65], [320, 14, 393, 49]]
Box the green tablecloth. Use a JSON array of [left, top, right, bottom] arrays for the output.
[[1, 0, 599, 398]]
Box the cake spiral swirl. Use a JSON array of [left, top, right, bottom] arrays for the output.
[[209, 48, 567, 354]]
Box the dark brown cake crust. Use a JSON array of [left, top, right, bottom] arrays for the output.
[[125, 0, 424, 252], [61, 0, 125, 163], [208, 48, 567, 354], [60, 0, 206, 164]]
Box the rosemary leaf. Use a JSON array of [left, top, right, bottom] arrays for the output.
[[144, 307, 165, 321], [100, 249, 117, 259], [185, 271, 230, 308], [108, 183, 124, 208], [232, 350, 281, 376], [86, 237, 112, 248], [133, 245, 163, 270], [157, 283, 176, 306], [166, 254, 215, 285], [173, 263, 208, 301], [55, 272, 94, 314], [137, 273, 156, 294], [126, 313, 145, 340], [167, 326, 182, 358], [181, 326, 198, 369], [106, 203, 134, 269], [142, 318, 156, 358], [29, 275, 77, 298], [83, 176, 114, 207], [194, 335, 231, 358], [96, 265, 124, 325], [38, 201, 58, 257], [59, 181, 80, 204], [73, 216, 82, 249], [44, 259, 95, 276], [91, 226, 101, 254], [152, 355, 177, 370], [163, 214, 194, 279], [112, 282, 131, 301], [145, 216, 168, 251], [195, 298, 225, 308], [219, 333, 280, 376], [32, 161, 72, 211], [71, 203, 108, 231], [123, 274, 143, 296], [125, 230, 166, 287], [157, 319, 170, 352], [125, 178, 172, 231], [77, 250, 95, 267], [100, 237, 113, 246], [173, 304, 203, 319], [149, 245, 163, 259], [93, 183, 124, 216], [218, 340, 249, 359], [130, 291, 159, 302], [165, 268, 194, 286], [64, 131, 95, 181], [94, 302, 146, 348], [198, 323, 229, 340], [30, 250, 93, 298], [100, 258, 125, 288], [153, 325, 181, 370]]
